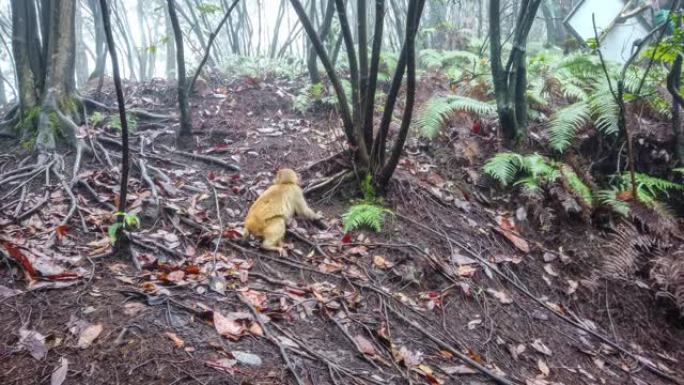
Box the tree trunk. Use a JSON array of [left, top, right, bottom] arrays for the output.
[[164, 0, 176, 80], [74, 3, 88, 88], [88, 0, 107, 80], [167, 0, 192, 138], [11, 0, 82, 153], [306, 0, 320, 84], [489, 0, 541, 147]]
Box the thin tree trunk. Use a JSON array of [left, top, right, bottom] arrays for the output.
[[164, 0, 176, 79], [99, 0, 131, 253], [269, 0, 286, 58], [88, 0, 107, 80], [75, 2, 89, 87], [167, 0, 192, 138]]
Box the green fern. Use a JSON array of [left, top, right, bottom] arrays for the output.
[[588, 89, 619, 135], [482, 152, 525, 186], [342, 203, 392, 233], [596, 189, 631, 216], [484, 153, 593, 206], [417, 95, 496, 139], [620, 173, 684, 204], [545, 101, 590, 152]]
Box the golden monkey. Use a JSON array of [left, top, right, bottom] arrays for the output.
[[243, 169, 322, 255]]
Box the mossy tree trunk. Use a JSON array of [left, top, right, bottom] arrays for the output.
[[12, 0, 79, 155]]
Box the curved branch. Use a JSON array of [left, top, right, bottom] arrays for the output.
[[188, 0, 241, 94]]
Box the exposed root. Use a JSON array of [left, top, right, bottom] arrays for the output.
[[172, 149, 240, 171], [78, 96, 173, 122], [303, 169, 352, 196]]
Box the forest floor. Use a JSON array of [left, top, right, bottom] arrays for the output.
[[1, 73, 683, 385]]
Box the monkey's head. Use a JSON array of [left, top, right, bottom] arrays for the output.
[[275, 168, 299, 185]]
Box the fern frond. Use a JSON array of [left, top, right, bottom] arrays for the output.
[[483, 152, 525, 186], [417, 95, 496, 139], [545, 101, 590, 152], [588, 89, 620, 135], [342, 203, 391, 233], [596, 189, 630, 216]]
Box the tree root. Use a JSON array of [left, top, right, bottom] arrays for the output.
[[172, 149, 240, 171], [303, 169, 352, 196], [78, 96, 173, 122]]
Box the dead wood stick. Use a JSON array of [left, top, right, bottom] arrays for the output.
[[238, 295, 305, 385]]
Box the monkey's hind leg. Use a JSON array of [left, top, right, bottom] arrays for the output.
[[261, 217, 286, 256]]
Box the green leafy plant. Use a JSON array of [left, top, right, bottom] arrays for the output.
[[342, 203, 392, 233], [342, 174, 392, 233], [416, 95, 496, 138], [108, 211, 140, 243], [483, 152, 592, 206], [109, 114, 138, 133], [90, 111, 105, 127]]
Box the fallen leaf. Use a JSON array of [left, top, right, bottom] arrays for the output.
[[538, 358, 550, 376], [341, 233, 352, 243], [372, 255, 394, 270], [77, 324, 103, 349], [123, 302, 147, 316], [205, 357, 236, 373], [440, 364, 477, 375], [566, 280, 579, 295], [543, 264, 558, 277], [213, 311, 246, 338], [164, 332, 185, 348], [486, 288, 513, 304], [165, 270, 186, 284], [55, 225, 69, 239], [496, 228, 529, 253], [457, 265, 477, 277], [508, 343, 526, 361], [50, 357, 68, 385], [18, 328, 47, 360], [346, 246, 368, 256], [354, 335, 376, 356], [531, 339, 552, 356], [231, 351, 263, 367]]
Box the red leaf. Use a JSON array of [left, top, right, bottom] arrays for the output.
[[341, 233, 352, 244], [55, 224, 69, 238], [184, 265, 201, 274], [0, 241, 37, 278], [472, 120, 482, 135], [222, 228, 242, 240], [208, 171, 216, 180], [212, 143, 230, 152]]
